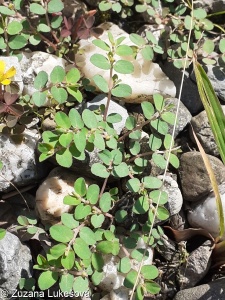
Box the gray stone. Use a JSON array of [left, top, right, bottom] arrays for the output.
[[188, 182, 225, 239], [158, 175, 183, 216], [166, 98, 192, 137], [178, 152, 225, 201], [178, 240, 213, 289], [62, 0, 87, 17], [161, 61, 203, 114], [173, 277, 225, 300], [20, 51, 67, 97], [86, 94, 129, 134], [0, 232, 32, 298], [190, 107, 225, 156], [0, 129, 46, 192], [195, 0, 225, 13]]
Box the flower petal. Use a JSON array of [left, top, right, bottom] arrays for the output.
[[4, 66, 16, 78], [0, 61, 6, 75], [1, 79, 11, 85]]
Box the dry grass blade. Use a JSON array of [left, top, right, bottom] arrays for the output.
[[191, 125, 224, 239]]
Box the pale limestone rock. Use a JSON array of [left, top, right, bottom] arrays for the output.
[[75, 23, 176, 103], [35, 167, 93, 224]]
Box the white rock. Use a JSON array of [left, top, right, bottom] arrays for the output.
[[75, 23, 176, 103], [36, 167, 94, 224], [0, 129, 41, 192], [20, 51, 67, 96], [86, 94, 129, 134], [188, 182, 225, 240], [0, 56, 23, 94], [158, 175, 183, 216]]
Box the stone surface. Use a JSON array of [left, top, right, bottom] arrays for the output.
[[178, 240, 213, 289], [188, 182, 225, 240], [161, 61, 203, 115], [20, 51, 67, 97], [86, 94, 129, 134], [76, 22, 176, 103], [0, 231, 32, 298], [173, 277, 225, 300], [62, 0, 87, 17], [158, 175, 183, 216], [195, 0, 225, 13], [190, 106, 225, 157], [0, 56, 23, 94], [0, 129, 45, 192], [166, 98, 192, 137], [178, 151, 225, 201], [36, 167, 94, 224]]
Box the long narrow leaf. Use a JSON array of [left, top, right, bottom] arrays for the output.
[[194, 60, 225, 164], [191, 125, 224, 239]]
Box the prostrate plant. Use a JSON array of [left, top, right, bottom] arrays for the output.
[[36, 32, 179, 299]]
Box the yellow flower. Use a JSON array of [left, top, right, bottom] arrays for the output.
[[0, 60, 16, 85]]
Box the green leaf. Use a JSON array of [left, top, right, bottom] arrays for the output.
[[92, 253, 104, 271], [66, 68, 80, 83], [141, 265, 159, 280], [219, 39, 225, 53], [203, 39, 215, 54], [55, 111, 71, 129], [50, 225, 73, 243], [99, 192, 111, 212], [116, 45, 133, 56], [67, 87, 83, 102], [113, 60, 134, 74], [90, 54, 111, 70], [96, 240, 120, 255], [73, 238, 91, 259], [112, 2, 122, 13], [51, 86, 68, 104], [129, 130, 142, 140], [92, 39, 110, 51], [74, 203, 91, 220], [124, 270, 138, 288], [29, 34, 41, 46], [118, 257, 131, 273], [34, 71, 48, 89], [69, 108, 84, 129], [141, 102, 154, 119], [99, 1, 112, 11], [32, 91, 46, 107], [8, 35, 27, 49], [184, 15, 194, 30], [0, 228, 5, 240], [56, 148, 73, 168], [51, 15, 63, 28], [87, 184, 100, 205], [47, 0, 64, 13], [82, 109, 98, 128], [125, 116, 136, 130], [168, 153, 179, 168], [133, 195, 149, 214], [112, 84, 132, 97], [150, 190, 168, 205], [157, 206, 170, 220], [7, 21, 23, 35], [93, 75, 109, 93], [115, 210, 127, 222], [0, 6, 15, 15], [63, 195, 81, 206], [153, 94, 165, 111], [126, 178, 140, 193], [59, 132, 73, 147], [161, 111, 176, 125], [129, 33, 146, 46], [50, 66, 65, 83], [106, 113, 122, 123], [152, 153, 167, 169], [59, 273, 74, 293], [61, 249, 75, 269], [142, 176, 162, 189], [131, 248, 149, 262], [112, 162, 129, 177], [145, 281, 161, 294], [37, 23, 51, 33], [38, 271, 58, 290], [74, 177, 87, 197], [193, 8, 207, 19], [91, 214, 105, 228], [94, 133, 105, 150], [73, 277, 89, 293], [91, 163, 109, 178], [61, 213, 79, 229], [149, 134, 162, 151], [30, 3, 46, 15], [129, 140, 140, 155], [151, 119, 168, 135], [80, 227, 96, 245], [164, 134, 173, 149], [92, 271, 104, 286], [141, 45, 154, 60]]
